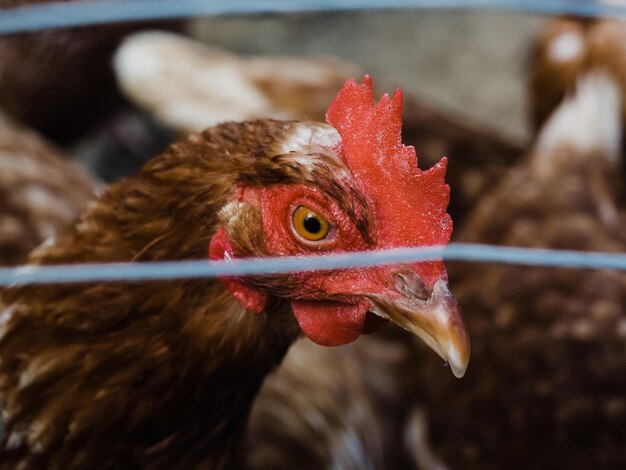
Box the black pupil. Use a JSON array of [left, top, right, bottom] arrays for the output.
[[303, 214, 322, 234]]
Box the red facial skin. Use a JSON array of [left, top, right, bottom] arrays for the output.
[[209, 180, 446, 346], [253, 183, 382, 346], [209, 182, 383, 346], [210, 76, 453, 347]]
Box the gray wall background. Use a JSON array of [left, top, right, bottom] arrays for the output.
[[191, 10, 544, 142]]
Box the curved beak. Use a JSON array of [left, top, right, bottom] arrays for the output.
[[368, 278, 470, 378]]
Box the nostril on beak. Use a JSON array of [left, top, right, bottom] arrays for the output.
[[393, 270, 430, 301]]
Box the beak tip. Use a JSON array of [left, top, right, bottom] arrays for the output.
[[368, 278, 471, 378], [445, 328, 471, 379], [449, 358, 468, 379], [434, 281, 470, 379]]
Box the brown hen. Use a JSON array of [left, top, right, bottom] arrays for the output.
[[413, 72, 626, 468], [529, 17, 626, 135], [0, 111, 96, 265], [0, 0, 180, 141], [0, 78, 469, 468]]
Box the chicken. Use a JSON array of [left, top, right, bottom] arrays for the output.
[[77, 30, 360, 184], [529, 17, 626, 135], [0, 77, 469, 468], [0, 110, 96, 265], [113, 30, 524, 220], [246, 338, 390, 470], [245, 328, 447, 470], [410, 72, 626, 468], [245, 43, 626, 470], [114, 31, 362, 132], [0, 0, 181, 141]]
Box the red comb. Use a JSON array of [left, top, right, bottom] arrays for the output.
[[326, 76, 452, 267]]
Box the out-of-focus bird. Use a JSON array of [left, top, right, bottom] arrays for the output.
[[114, 31, 362, 132], [0, 0, 180, 142], [529, 17, 626, 135], [246, 338, 390, 470], [528, 16, 589, 133], [81, 30, 360, 183], [245, 327, 448, 470], [412, 71, 626, 468], [113, 30, 524, 219], [0, 110, 96, 265], [0, 77, 470, 468]]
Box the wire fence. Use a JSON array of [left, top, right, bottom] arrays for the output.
[[1, 0, 626, 286], [4, 244, 626, 287], [0, 0, 625, 35]]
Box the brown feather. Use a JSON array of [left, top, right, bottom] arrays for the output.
[[0, 111, 96, 265], [0, 0, 181, 141], [0, 119, 368, 468], [529, 18, 626, 135]]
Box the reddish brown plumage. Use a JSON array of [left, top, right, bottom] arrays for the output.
[[0, 120, 313, 467], [411, 72, 626, 468], [245, 327, 433, 470], [0, 0, 181, 141], [0, 111, 96, 265], [0, 95, 466, 467], [528, 17, 589, 133]]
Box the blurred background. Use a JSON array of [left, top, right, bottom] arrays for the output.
[[1, 6, 543, 184], [191, 11, 541, 141]]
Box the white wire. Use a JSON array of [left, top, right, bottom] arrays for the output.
[[0, 0, 624, 35], [2, 243, 626, 287]]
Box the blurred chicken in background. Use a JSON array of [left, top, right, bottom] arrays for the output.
[[530, 17, 626, 136], [0, 0, 181, 142], [0, 111, 96, 266], [114, 31, 362, 131], [417, 71, 626, 470]]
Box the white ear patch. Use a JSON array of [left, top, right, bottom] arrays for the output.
[[548, 31, 585, 63], [278, 123, 343, 172], [280, 122, 341, 154]]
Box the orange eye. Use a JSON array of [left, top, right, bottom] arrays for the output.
[[292, 206, 331, 241]]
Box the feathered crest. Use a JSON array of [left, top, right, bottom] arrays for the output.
[[325, 76, 452, 254]]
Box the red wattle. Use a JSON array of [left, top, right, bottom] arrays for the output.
[[290, 299, 370, 346]]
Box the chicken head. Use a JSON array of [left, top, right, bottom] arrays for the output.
[[210, 76, 470, 377]]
